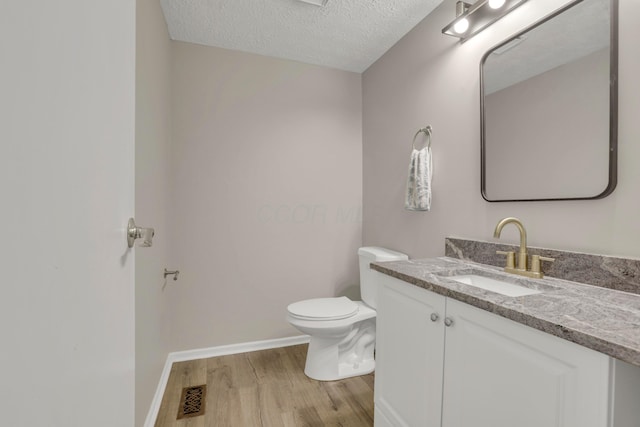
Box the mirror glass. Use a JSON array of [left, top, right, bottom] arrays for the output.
[[481, 0, 617, 202]]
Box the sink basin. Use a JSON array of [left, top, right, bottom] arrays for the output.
[[448, 274, 542, 297]]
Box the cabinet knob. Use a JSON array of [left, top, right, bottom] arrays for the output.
[[444, 317, 454, 327], [430, 313, 439, 322]]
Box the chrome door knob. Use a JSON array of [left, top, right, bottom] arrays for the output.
[[430, 313, 439, 322], [444, 317, 454, 327]]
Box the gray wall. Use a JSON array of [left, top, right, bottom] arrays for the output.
[[167, 42, 363, 351], [363, 0, 640, 258], [135, 0, 172, 425]]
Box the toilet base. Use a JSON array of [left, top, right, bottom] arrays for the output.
[[303, 318, 376, 381]]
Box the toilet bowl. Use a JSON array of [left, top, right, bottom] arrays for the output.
[[287, 297, 376, 381], [286, 247, 408, 381]]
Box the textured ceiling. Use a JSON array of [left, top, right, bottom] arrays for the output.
[[160, 0, 444, 73]]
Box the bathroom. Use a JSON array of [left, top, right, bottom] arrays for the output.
[[1, 0, 639, 426]]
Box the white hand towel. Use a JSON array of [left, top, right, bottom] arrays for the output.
[[405, 146, 432, 211]]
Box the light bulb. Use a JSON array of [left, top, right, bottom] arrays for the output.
[[453, 18, 469, 34], [488, 0, 506, 9]]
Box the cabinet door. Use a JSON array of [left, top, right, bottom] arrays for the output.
[[374, 273, 447, 427], [442, 298, 611, 427]]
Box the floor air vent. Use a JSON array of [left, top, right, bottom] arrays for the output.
[[177, 385, 207, 419]]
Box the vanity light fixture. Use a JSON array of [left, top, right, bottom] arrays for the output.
[[442, 0, 529, 42]]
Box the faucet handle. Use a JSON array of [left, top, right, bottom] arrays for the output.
[[496, 250, 516, 269], [531, 255, 555, 276]]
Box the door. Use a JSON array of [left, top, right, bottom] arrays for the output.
[[442, 298, 610, 427], [0, 2, 136, 426], [375, 274, 447, 427]]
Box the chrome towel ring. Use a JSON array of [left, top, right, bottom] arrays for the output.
[[412, 125, 433, 150]]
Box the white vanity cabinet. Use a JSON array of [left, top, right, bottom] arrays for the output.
[[374, 273, 613, 427], [374, 273, 447, 427], [442, 297, 610, 427]]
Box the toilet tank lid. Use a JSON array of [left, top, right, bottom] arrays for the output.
[[358, 246, 408, 261]]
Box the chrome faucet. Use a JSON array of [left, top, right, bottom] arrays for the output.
[[493, 217, 554, 279]]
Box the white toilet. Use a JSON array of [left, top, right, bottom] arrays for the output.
[[286, 247, 408, 381]]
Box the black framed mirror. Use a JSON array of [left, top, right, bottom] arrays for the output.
[[480, 0, 618, 202]]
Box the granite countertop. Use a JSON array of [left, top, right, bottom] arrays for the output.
[[371, 257, 640, 367]]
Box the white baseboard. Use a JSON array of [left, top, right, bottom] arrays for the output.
[[144, 354, 175, 427], [143, 335, 310, 427]]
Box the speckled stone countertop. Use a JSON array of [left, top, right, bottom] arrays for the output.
[[371, 257, 640, 367]]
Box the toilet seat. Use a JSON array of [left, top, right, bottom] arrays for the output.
[[287, 296, 358, 321]]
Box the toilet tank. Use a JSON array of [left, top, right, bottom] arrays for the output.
[[358, 247, 409, 309]]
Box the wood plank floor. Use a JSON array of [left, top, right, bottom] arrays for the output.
[[155, 344, 375, 427]]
